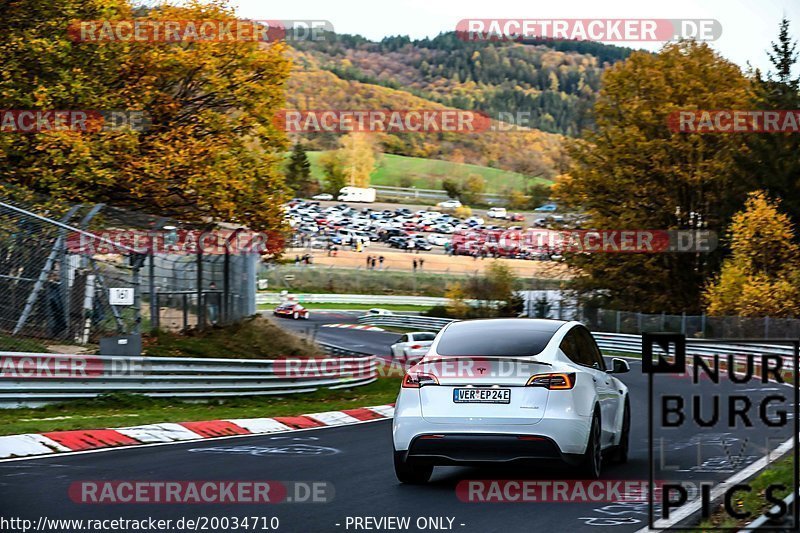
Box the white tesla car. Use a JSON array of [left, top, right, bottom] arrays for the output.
[[392, 318, 631, 483], [390, 331, 437, 362]]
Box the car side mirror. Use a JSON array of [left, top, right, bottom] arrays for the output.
[[609, 358, 630, 374]]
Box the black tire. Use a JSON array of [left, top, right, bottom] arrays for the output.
[[612, 398, 631, 464], [394, 452, 433, 484], [581, 412, 602, 479]]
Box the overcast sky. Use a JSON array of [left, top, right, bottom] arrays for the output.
[[234, 0, 799, 75]]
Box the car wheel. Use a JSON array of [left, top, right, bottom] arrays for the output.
[[293, 312, 299, 320], [303, 313, 310, 320], [581, 412, 602, 479], [393, 451, 433, 484], [612, 398, 630, 464]]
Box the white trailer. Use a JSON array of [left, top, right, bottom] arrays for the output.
[[337, 187, 376, 203]]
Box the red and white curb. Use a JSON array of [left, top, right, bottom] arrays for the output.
[[321, 323, 385, 332], [0, 404, 395, 460]]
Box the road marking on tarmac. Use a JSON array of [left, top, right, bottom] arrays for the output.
[[321, 324, 385, 332]]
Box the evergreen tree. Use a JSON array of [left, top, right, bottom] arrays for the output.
[[285, 142, 315, 197]]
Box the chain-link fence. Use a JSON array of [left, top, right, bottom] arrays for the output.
[[582, 307, 800, 339], [0, 190, 258, 353]]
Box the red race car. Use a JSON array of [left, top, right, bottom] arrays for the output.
[[273, 302, 310, 320]]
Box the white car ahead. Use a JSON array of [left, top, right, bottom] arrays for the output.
[[390, 331, 437, 363], [436, 199, 462, 209], [392, 318, 631, 483], [366, 308, 394, 316]]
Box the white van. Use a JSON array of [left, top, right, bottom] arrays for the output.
[[337, 187, 376, 203], [486, 207, 508, 219]]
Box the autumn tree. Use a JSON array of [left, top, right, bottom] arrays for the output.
[[319, 150, 346, 194], [338, 132, 375, 187], [285, 142, 316, 197], [704, 192, 800, 317], [737, 18, 800, 228], [460, 174, 486, 205], [555, 42, 752, 313], [0, 0, 291, 250]]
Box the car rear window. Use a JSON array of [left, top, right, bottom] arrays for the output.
[[414, 333, 436, 341], [435, 319, 563, 357]]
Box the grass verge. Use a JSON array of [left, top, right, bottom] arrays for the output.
[[0, 377, 401, 436], [699, 454, 795, 529], [143, 316, 324, 359]]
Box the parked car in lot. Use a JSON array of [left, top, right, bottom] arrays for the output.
[[392, 318, 631, 484], [432, 223, 455, 234], [437, 199, 462, 209], [427, 234, 451, 246], [311, 193, 333, 201], [412, 238, 433, 251], [534, 203, 558, 212], [273, 302, 309, 320], [509, 213, 526, 222], [388, 236, 409, 248], [390, 331, 437, 362]]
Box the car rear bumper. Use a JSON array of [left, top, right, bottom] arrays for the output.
[[393, 391, 592, 458], [400, 433, 583, 465]]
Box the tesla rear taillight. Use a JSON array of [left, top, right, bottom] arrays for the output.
[[402, 372, 439, 388], [526, 373, 575, 390], [410, 344, 422, 350]]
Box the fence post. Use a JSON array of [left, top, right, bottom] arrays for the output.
[[764, 316, 770, 338], [615, 310, 621, 333], [197, 236, 205, 330], [701, 313, 707, 337], [637, 312, 643, 333], [149, 249, 158, 331], [681, 312, 686, 335], [130, 257, 142, 335]]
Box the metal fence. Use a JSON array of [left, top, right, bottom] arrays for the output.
[[0, 350, 377, 408], [359, 310, 800, 342], [583, 308, 800, 339], [0, 190, 258, 353]]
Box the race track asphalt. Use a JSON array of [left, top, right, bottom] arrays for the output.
[[0, 313, 794, 532]]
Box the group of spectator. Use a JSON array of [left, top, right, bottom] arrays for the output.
[[365, 255, 385, 270]]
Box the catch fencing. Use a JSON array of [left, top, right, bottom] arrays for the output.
[[0, 189, 258, 353]]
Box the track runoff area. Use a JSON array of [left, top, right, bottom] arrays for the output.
[[0, 316, 796, 532]]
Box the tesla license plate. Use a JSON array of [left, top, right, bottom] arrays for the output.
[[453, 388, 511, 404]]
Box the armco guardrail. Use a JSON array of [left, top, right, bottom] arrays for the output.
[[258, 293, 449, 306], [0, 350, 377, 408], [357, 316, 799, 362]]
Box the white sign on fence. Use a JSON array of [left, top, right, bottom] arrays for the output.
[[109, 288, 134, 306]]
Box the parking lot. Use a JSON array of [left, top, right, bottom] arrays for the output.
[[285, 199, 586, 266]]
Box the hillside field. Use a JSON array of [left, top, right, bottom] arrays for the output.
[[304, 152, 551, 194]]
